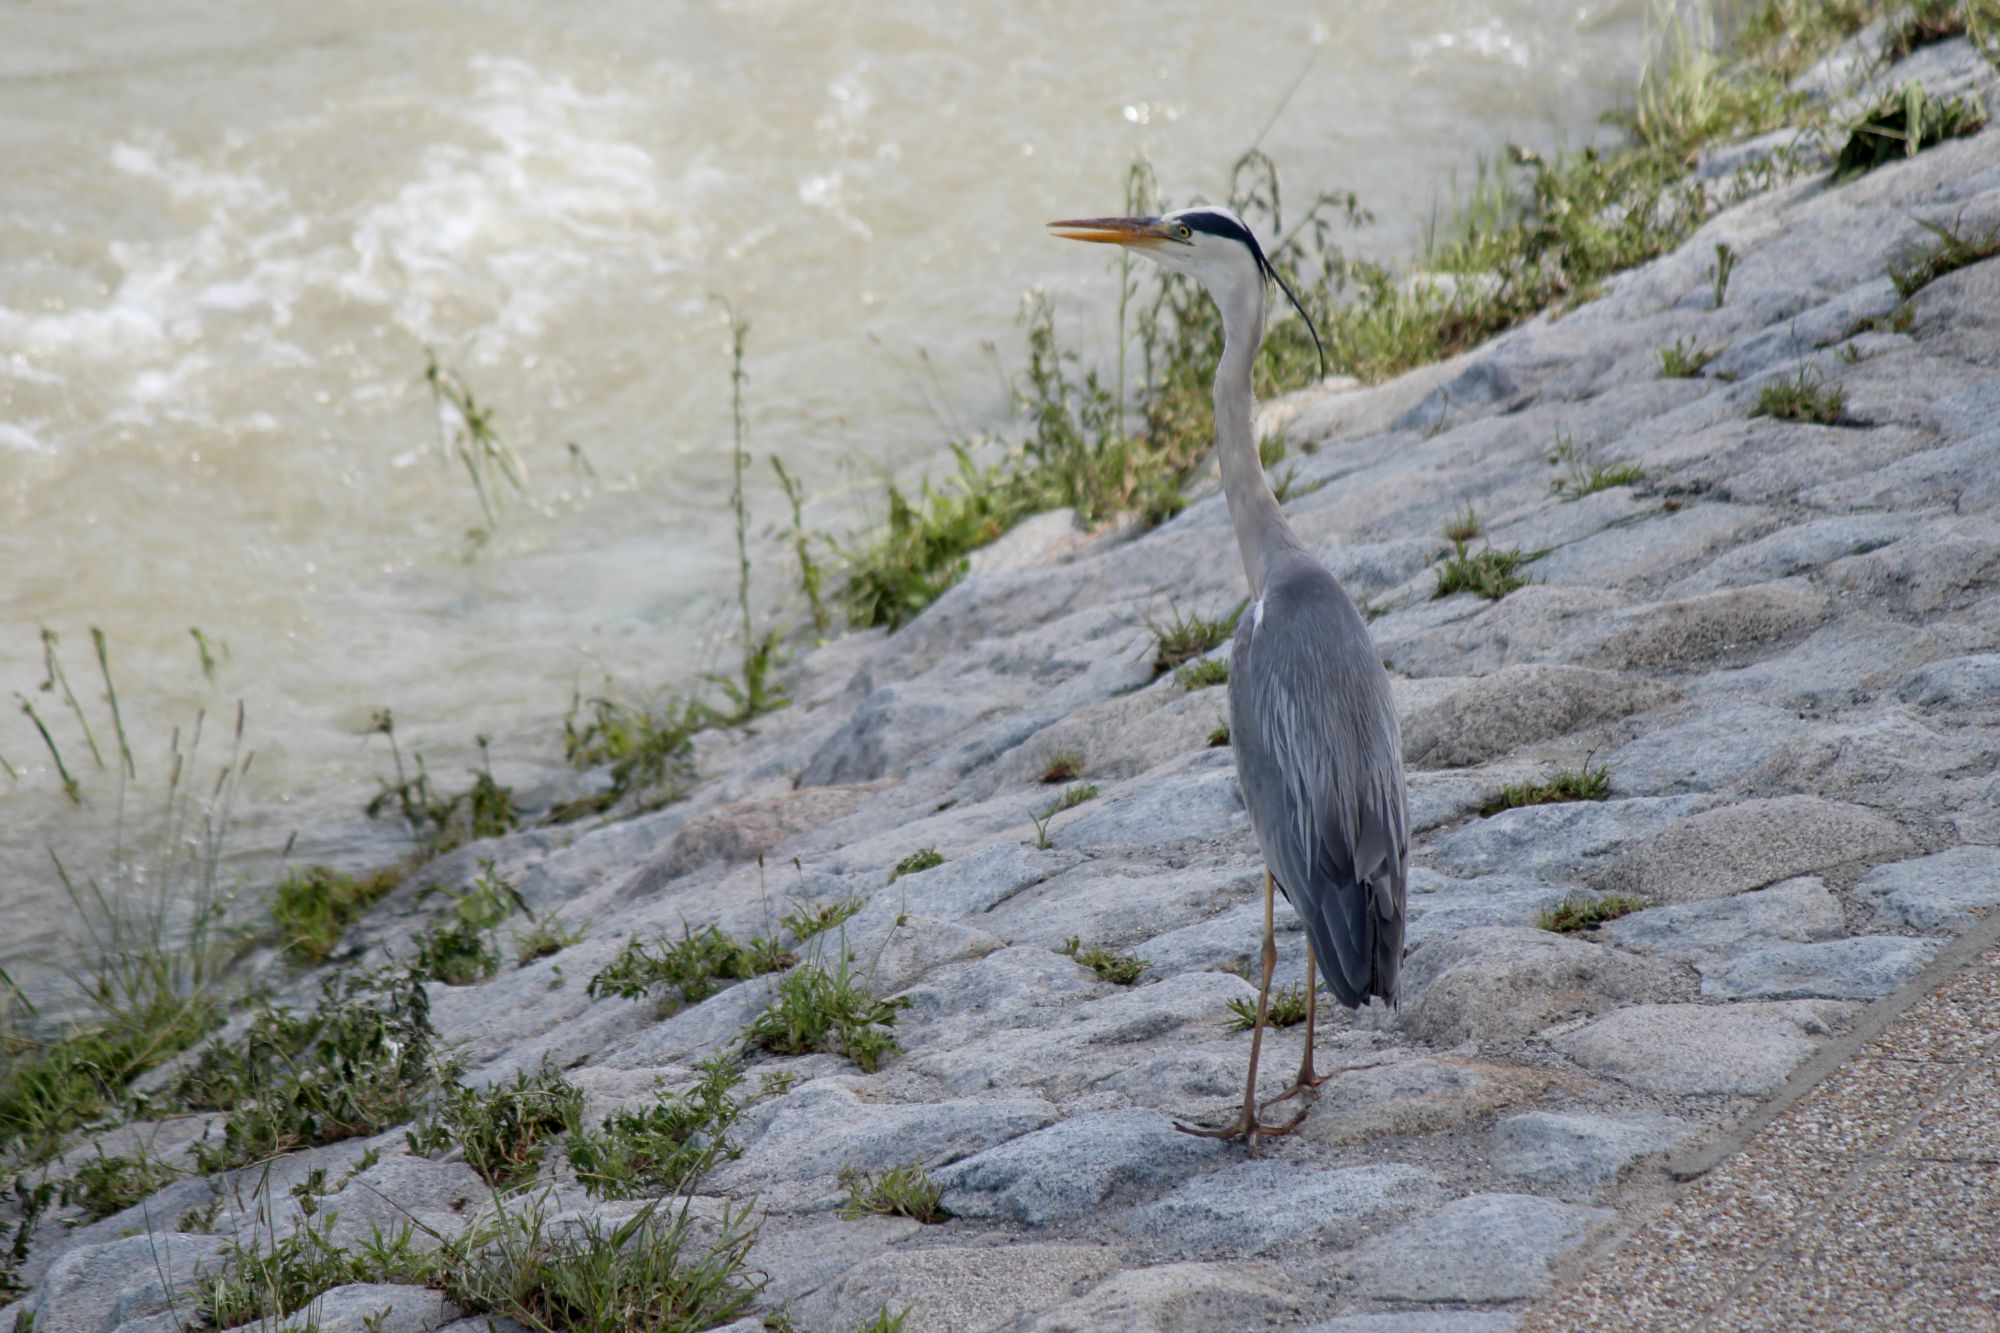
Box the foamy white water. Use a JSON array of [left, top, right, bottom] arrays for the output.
[[0, 0, 1652, 992]]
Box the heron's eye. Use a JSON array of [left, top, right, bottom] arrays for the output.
[[1175, 224, 1192, 241]]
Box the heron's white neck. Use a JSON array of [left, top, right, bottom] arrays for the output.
[[1212, 273, 1304, 597]]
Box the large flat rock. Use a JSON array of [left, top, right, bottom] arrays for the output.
[[1553, 1000, 1858, 1095], [1606, 795, 1915, 903]]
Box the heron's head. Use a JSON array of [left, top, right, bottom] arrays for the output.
[[1047, 205, 1325, 373]]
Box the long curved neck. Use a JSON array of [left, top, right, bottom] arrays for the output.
[[1213, 274, 1301, 596]]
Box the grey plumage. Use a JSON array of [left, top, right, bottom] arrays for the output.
[[1229, 551, 1406, 1008]]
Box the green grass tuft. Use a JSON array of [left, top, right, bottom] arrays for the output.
[[840, 1163, 945, 1223], [742, 952, 908, 1072], [182, 969, 443, 1174], [1225, 983, 1310, 1031], [1481, 764, 1612, 816], [438, 1197, 762, 1333], [1551, 433, 1645, 498], [1443, 504, 1483, 544], [1174, 657, 1230, 690], [1207, 724, 1231, 747], [271, 863, 404, 965], [567, 1053, 743, 1199], [1039, 751, 1083, 784], [1433, 541, 1533, 600], [1658, 336, 1718, 378], [56, 1146, 180, 1220], [1146, 602, 1245, 675], [888, 847, 945, 883], [1832, 81, 1986, 185], [1537, 893, 1648, 934], [1889, 212, 2000, 298], [588, 925, 791, 1012], [406, 1065, 584, 1187], [1056, 937, 1148, 985], [1753, 365, 1845, 424]]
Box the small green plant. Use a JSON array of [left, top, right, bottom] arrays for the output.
[[1174, 657, 1229, 690], [743, 952, 909, 1072], [1, 1178, 53, 1297], [1889, 213, 2000, 298], [271, 863, 404, 965], [1537, 893, 1647, 934], [1225, 983, 1310, 1031], [771, 455, 830, 636], [1832, 82, 1986, 185], [1710, 243, 1736, 308], [514, 914, 587, 966], [183, 969, 442, 1173], [56, 1146, 180, 1220], [1207, 724, 1231, 747], [1258, 434, 1288, 469], [1481, 763, 1612, 815], [1848, 301, 1917, 338], [839, 1163, 945, 1223], [1752, 365, 1845, 424], [588, 925, 791, 1011], [193, 1203, 469, 1327], [1433, 541, 1533, 600], [410, 870, 523, 987], [1551, 433, 1645, 498], [426, 353, 527, 550], [406, 1066, 584, 1187], [561, 686, 707, 814], [364, 715, 519, 856], [567, 1055, 744, 1199], [858, 1307, 911, 1333], [1039, 784, 1098, 819], [780, 896, 864, 942], [1146, 602, 1245, 674], [1056, 937, 1148, 985], [437, 1197, 761, 1333], [887, 847, 944, 883], [1658, 336, 1717, 378], [1443, 504, 1483, 544], [1039, 751, 1084, 784]]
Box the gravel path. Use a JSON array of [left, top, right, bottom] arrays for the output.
[[1525, 911, 2000, 1331]]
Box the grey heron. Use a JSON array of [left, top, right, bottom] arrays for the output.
[[1049, 207, 1407, 1149]]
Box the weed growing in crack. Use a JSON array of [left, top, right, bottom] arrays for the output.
[[1538, 893, 1648, 934], [1039, 751, 1084, 783], [1658, 336, 1717, 378], [406, 1066, 584, 1188], [1433, 541, 1534, 600], [839, 1163, 945, 1223], [1753, 365, 1845, 424], [1889, 212, 2000, 298], [1481, 763, 1612, 815], [887, 848, 945, 884], [1551, 433, 1645, 498], [1226, 983, 1310, 1031], [588, 926, 791, 1012], [567, 1054, 744, 1199], [1056, 937, 1148, 985], [742, 950, 908, 1073], [1145, 602, 1245, 675], [1174, 657, 1230, 690]]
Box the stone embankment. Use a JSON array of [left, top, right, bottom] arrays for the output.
[[9, 26, 2000, 1333]]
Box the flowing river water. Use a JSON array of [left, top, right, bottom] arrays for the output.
[[0, 0, 1654, 1000]]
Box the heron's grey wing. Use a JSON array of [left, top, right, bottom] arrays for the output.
[[1230, 555, 1408, 1007]]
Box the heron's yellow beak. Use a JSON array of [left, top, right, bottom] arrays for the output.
[[1047, 216, 1167, 247]]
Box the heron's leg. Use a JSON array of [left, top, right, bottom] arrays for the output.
[[1175, 871, 1307, 1151], [1260, 943, 1347, 1109]]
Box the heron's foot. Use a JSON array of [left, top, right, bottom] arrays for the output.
[[1173, 1103, 1309, 1154], [1258, 1061, 1377, 1113]]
